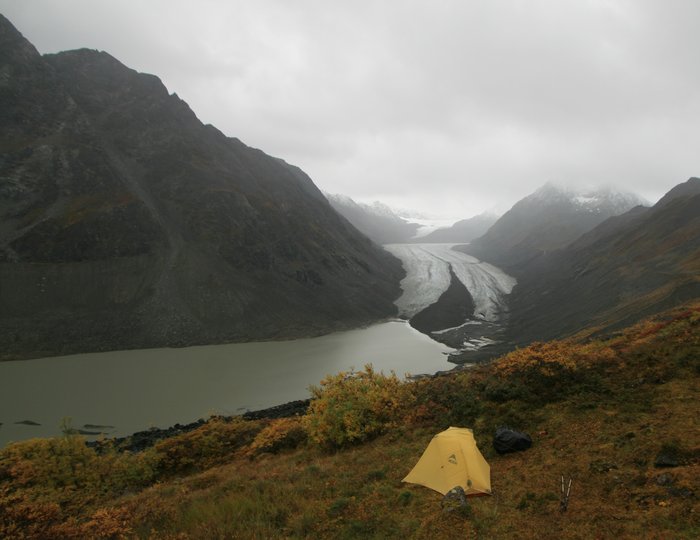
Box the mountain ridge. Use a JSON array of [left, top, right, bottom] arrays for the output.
[[461, 183, 647, 271], [506, 177, 700, 344], [0, 15, 404, 360], [413, 212, 497, 244], [325, 192, 420, 244]]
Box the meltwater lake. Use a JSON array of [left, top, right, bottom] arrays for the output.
[[0, 320, 454, 447]]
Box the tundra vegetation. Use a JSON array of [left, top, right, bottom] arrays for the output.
[[1, 303, 698, 539]]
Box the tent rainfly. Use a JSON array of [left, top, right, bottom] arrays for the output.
[[402, 427, 491, 496]]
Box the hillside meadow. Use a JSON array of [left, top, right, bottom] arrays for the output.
[[1, 303, 698, 539]]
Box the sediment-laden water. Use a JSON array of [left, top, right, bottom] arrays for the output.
[[0, 321, 453, 447]]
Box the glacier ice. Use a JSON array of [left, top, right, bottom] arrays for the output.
[[384, 243, 516, 322]]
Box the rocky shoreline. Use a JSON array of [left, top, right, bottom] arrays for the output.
[[85, 353, 487, 454], [37, 342, 502, 455], [87, 399, 311, 453]]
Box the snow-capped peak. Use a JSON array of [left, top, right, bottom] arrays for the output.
[[368, 201, 401, 218], [527, 183, 647, 214]]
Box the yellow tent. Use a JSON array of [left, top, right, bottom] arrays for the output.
[[403, 427, 491, 496]]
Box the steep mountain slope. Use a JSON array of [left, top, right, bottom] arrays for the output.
[[325, 193, 420, 244], [0, 16, 403, 360], [461, 183, 646, 270], [507, 178, 700, 343], [414, 213, 497, 243]]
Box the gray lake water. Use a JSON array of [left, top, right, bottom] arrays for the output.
[[0, 320, 454, 447]]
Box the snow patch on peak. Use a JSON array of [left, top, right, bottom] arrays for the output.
[[324, 192, 356, 206], [526, 183, 647, 214], [326, 193, 410, 222], [574, 195, 597, 205], [574, 188, 648, 213], [368, 201, 400, 218]]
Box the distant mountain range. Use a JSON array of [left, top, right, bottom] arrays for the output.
[[0, 16, 403, 360], [324, 193, 421, 244], [326, 192, 497, 245], [294, 177, 699, 354], [329, 183, 645, 255], [415, 213, 498, 243], [461, 183, 647, 270]]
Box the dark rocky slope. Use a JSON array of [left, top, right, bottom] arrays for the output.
[[0, 16, 403, 360], [506, 178, 700, 344]]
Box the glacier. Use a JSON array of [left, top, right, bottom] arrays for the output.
[[384, 243, 517, 358], [384, 243, 516, 321]]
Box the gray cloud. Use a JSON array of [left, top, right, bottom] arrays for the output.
[[2, 0, 698, 217]]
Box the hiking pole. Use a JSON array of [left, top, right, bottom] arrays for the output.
[[560, 475, 572, 513]]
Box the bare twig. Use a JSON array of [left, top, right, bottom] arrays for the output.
[[560, 475, 572, 513]]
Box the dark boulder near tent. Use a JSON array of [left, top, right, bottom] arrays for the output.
[[493, 427, 532, 454], [441, 486, 469, 515]]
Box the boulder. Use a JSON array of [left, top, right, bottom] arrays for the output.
[[654, 450, 680, 468], [493, 427, 532, 454], [441, 486, 469, 515]]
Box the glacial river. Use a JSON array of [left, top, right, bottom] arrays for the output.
[[0, 321, 453, 447]]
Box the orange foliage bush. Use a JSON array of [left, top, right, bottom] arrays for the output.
[[245, 417, 307, 456], [479, 339, 621, 406], [154, 417, 261, 474], [496, 341, 580, 377], [49, 507, 133, 539], [627, 306, 700, 345], [0, 434, 156, 538], [495, 339, 618, 378], [303, 364, 412, 448]]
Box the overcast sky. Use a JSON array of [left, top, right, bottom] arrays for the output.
[[2, 1, 698, 217]]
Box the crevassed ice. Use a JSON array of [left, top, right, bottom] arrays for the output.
[[384, 243, 516, 321]]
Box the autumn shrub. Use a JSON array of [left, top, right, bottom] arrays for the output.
[[628, 307, 700, 375], [496, 341, 579, 377], [302, 364, 412, 448], [480, 376, 533, 403], [49, 507, 134, 539], [0, 434, 157, 503], [0, 434, 156, 538], [407, 373, 483, 428], [488, 340, 615, 405], [245, 417, 307, 456], [153, 416, 262, 474]]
